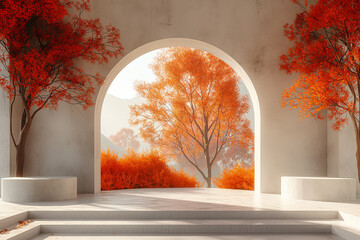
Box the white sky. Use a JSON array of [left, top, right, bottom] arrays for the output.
[[107, 50, 159, 99], [105, 48, 254, 131], [107, 48, 253, 115]]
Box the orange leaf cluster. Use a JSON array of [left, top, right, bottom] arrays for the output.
[[0, 220, 31, 235], [14, 220, 31, 229], [280, 0, 360, 130], [101, 149, 201, 190], [213, 164, 254, 190]]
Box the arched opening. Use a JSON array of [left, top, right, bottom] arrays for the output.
[[94, 38, 261, 193]]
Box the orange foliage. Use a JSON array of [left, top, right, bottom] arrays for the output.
[[213, 164, 254, 190], [130, 47, 253, 187], [14, 220, 31, 229], [101, 149, 200, 190], [0, 220, 31, 235]]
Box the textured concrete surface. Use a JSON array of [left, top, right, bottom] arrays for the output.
[[0, 88, 9, 197], [327, 121, 360, 194]]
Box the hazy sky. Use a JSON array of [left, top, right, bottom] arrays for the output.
[[107, 50, 159, 99], [105, 48, 254, 129], [107, 48, 253, 101]]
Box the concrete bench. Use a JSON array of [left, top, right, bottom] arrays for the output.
[[1, 177, 77, 203], [281, 176, 356, 202]]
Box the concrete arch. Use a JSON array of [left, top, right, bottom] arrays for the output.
[[94, 38, 261, 193]]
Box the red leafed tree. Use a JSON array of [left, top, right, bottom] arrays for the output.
[[0, 0, 123, 177], [130, 47, 254, 187], [280, 0, 360, 182], [110, 128, 141, 152]]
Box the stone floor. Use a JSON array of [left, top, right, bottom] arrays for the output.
[[0, 188, 359, 240], [1, 188, 359, 214]]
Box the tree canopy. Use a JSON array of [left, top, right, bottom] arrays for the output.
[[281, 0, 360, 130], [0, 0, 123, 176]]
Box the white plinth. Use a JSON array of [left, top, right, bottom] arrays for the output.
[[1, 177, 77, 203], [281, 176, 356, 201]]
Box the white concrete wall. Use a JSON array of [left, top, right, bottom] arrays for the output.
[[0, 88, 10, 196], [13, 0, 328, 193], [23, 104, 95, 193], [327, 119, 360, 195]]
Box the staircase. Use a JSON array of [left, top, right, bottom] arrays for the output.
[[0, 210, 357, 240]]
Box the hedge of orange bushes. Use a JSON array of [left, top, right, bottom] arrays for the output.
[[213, 164, 254, 190], [101, 149, 200, 190]]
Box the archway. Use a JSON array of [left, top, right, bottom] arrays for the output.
[[94, 38, 261, 193]]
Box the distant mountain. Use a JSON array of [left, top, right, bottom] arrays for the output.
[[101, 94, 149, 152], [101, 94, 144, 137], [101, 133, 123, 156]]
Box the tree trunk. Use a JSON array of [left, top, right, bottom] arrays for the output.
[[206, 177, 212, 188], [350, 114, 360, 183], [356, 135, 360, 183], [205, 148, 212, 188], [15, 142, 26, 177], [15, 110, 32, 177]]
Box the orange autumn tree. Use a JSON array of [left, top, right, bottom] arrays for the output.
[[110, 128, 141, 152], [130, 47, 254, 188], [0, 0, 123, 177], [280, 0, 360, 182], [219, 144, 254, 170]]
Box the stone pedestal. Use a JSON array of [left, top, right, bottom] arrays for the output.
[[1, 177, 77, 203], [281, 176, 356, 201]]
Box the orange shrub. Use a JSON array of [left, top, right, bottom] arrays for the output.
[[213, 164, 254, 190], [101, 149, 200, 190]]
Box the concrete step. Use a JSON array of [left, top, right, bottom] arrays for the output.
[[0, 210, 349, 240], [27, 210, 339, 220], [30, 233, 344, 240], [1, 219, 337, 240], [1, 224, 40, 240], [37, 219, 335, 234]]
